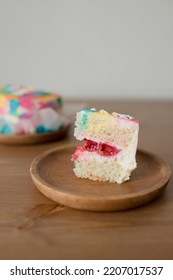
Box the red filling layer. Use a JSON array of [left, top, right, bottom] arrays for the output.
[[84, 139, 121, 156]]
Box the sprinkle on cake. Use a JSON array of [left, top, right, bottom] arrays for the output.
[[72, 108, 139, 184], [0, 85, 65, 134]]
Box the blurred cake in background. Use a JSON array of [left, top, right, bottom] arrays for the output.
[[0, 85, 65, 135]]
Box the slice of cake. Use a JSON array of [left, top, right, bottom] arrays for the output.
[[72, 108, 139, 184], [0, 85, 65, 134]]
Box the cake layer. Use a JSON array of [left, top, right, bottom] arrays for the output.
[[72, 149, 136, 183], [0, 85, 64, 134], [74, 109, 139, 149]]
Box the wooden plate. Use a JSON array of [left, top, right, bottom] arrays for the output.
[[30, 144, 171, 212], [0, 124, 70, 145]]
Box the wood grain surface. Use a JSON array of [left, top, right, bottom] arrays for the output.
[[0, 99, 173, 260]]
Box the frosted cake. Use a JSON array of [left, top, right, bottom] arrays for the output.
[[72, 109, 139, 184], [0, 85, 65, 134]]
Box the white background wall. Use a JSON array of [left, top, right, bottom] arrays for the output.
[[0, 0, 173, 99]]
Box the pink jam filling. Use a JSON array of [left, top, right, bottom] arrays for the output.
[[72, 139, 121, 160], [72, 146, 85, 161], [85, 139, 121, 156]]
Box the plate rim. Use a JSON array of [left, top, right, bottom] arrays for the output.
[[30, 144, 171, 203]]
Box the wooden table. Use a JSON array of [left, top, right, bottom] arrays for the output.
[[0, 99, 172, 260]]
